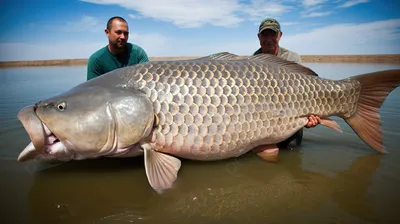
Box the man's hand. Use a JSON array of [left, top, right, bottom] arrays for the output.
[[305, 115, 321, 128]]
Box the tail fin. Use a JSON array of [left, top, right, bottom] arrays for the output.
[[345, 70, 400, 153]]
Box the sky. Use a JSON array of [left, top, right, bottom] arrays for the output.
[[0, 0, 399, 61]]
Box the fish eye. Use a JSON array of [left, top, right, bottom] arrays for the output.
[[57, 102, 66, 111]]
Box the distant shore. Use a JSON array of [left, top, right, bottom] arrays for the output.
[[1, 54, 399, 68]]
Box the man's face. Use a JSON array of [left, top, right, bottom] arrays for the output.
[[258, 29, 282, 55], [105, 20, 129, 49]]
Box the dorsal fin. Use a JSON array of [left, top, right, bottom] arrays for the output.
[[196, 52, 240, 61], [243, 54, 319, 77], [195, 52, 319, 77]]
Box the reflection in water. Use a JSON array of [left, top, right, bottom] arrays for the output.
[[331, 155, 383, 223], [27, 152, 383, 223]]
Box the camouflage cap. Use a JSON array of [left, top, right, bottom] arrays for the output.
[[258, 18, 281, 34]]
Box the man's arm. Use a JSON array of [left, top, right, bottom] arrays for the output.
[[86, 56, 102, 81]]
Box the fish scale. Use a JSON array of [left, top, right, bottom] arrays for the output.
[[16, 52, 400, 192], [124, 59, 360, 160]]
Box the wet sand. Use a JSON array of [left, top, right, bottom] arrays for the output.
[[0, 54, 399, 68]]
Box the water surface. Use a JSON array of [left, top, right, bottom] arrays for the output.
[[1, 63, 400, 223]]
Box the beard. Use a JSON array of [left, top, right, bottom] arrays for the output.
[[112, 40, 126, 49]]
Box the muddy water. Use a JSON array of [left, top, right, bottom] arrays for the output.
[[1, 63, 400, 223]]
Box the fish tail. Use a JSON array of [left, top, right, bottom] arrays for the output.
[[344, 69, 400, 153]]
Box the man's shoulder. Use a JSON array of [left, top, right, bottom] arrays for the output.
[[127, 43, 146, 53], [278, 47, 300, 57], [127, 43, 149, 63], [88, 45, 109, 61], [278, 47, 301, 63]]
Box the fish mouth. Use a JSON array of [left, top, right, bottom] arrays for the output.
[[17, 105, 66, 162]]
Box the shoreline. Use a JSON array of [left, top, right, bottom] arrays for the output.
[[0, 54, 399, 68]]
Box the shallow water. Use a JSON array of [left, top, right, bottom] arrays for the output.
[[1, 63, 400, 223]]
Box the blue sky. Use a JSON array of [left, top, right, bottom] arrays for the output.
[[0, 0, 399, 61]]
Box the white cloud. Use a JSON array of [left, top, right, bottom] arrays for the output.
[[281, 22, 300, 26], [81, 0, 244, 28], [128, 33, 170, 56], [301, 0, 327, 7], [72, 0, 375, 30], [302, 5, 324, 13], [240, 1, 293, 22], [80, 0, 293, 28], [281, 19, 400, 55], [61, 16, 103, 32], [147, 19, 400, 56], [303, 11, 333, 18], [338, 0, 369, 8], [1, 19, 399, 61], [300, 0, 369, 17], [300, 1, 331, 17], [127, 14, 143, 19]]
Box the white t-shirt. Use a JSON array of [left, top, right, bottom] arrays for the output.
[[253, 47, 302, 63]]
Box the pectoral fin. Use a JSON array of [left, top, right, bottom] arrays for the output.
[[143, 144, 181, 193], [321, 118, 343, 133], [253, 144, 279, 163]]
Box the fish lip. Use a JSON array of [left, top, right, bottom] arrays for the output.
[[17, 105, 47, 161]]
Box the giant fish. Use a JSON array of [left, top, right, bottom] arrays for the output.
[[16, 52, 400, 192]]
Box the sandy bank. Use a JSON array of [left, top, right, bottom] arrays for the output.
[[0, 55, 399, 68], [300, 54, 400, 63]]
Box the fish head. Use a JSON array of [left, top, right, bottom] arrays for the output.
[[17, 86, 154, 162]]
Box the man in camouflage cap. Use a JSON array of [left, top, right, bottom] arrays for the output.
[[254, 18, 320, 150], [254, 18, 302, 63]]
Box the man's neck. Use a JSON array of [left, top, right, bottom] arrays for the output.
[[108, 44, 125, 55], [262, 47, 279, 56]]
